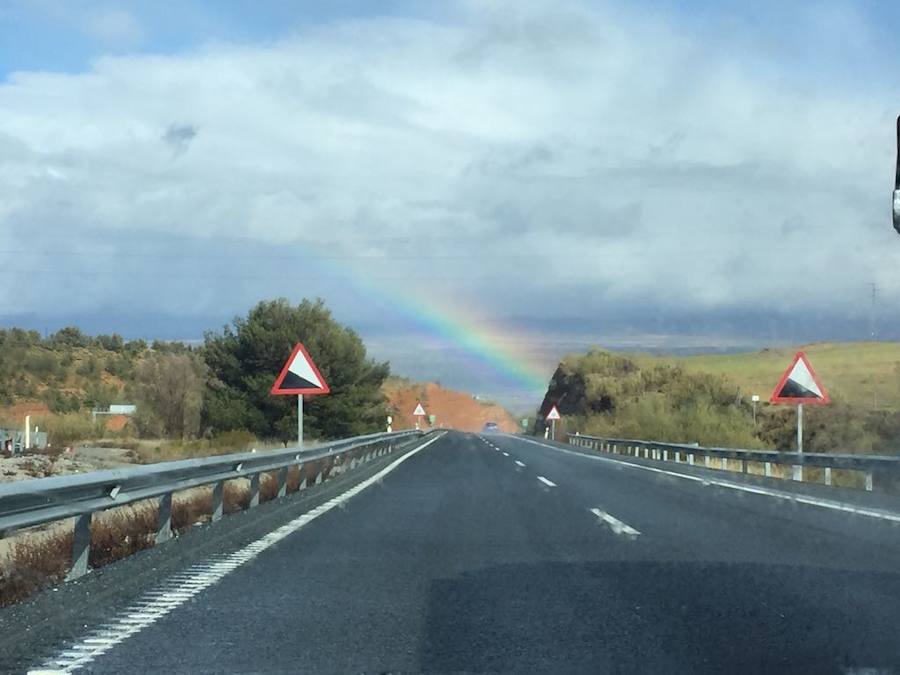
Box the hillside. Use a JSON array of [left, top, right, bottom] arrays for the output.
[[383, 378, 519, 433], [631, 342, 900, 410], [538, 343, 900, 454]]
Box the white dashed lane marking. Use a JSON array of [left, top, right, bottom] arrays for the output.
[[515, 460, 526, 468], [537, 476, 556, 487], [590, 507, 641, 538]]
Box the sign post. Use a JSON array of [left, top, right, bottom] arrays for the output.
[[270, 343, 330, 448], [770, 351, 830, 481], [413, 402, 426, 430], [546, 404, 561, 441]]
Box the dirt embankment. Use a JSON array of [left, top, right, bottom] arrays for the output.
[[384, 381, 519, 432]]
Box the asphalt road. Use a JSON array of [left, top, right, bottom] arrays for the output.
[[16, 431, 900, 673]]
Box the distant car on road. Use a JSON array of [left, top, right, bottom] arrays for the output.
[[482, 421, 499, 433]]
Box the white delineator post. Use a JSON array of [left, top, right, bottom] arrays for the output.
[[24, 415, 31, 450]]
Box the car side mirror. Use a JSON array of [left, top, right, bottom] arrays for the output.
[[895, 115, 900, 234], [895, 189, 900, 235]]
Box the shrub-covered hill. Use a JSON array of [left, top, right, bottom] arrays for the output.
[[537, 349, 760, 448]]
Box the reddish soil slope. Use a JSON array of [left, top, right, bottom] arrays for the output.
[[383, 381, 518, 433]]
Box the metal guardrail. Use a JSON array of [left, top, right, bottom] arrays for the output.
[[0, 429, 424, 579], [566, 433, 900, 493]]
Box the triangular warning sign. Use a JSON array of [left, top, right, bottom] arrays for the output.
[[413, 403, 426, 416], [770, 351, 830, 405], [270, 343, 330, 395], [546, 405, 561, 421]]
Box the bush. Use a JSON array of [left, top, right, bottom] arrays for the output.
[[40, 389, 83, 414], [538, 349, 759, 447], [42, 413, 106, 447], [23, 350, 60, 379]]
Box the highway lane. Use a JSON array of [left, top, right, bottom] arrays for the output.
[[26, 430, 900, 673]]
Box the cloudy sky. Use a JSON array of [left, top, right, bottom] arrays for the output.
[[1, 0, 899, 406]]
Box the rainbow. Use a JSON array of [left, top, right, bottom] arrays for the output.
[[312, 256, 551, 396]]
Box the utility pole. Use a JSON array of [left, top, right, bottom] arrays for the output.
[[869, 282, 878, 341], [870, 282, 878, 410]]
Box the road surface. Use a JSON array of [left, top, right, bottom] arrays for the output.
[[9, 430, 900, 673]]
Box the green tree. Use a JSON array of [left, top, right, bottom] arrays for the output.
[[135, 352, 208, 439], [94, 333, 125, 352], [202, 298, 389, 442], [49, 326, 90, 349]]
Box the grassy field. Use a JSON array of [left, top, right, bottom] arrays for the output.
[[630, 342, 900, 411]]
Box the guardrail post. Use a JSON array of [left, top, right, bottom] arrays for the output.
[[212, 481, 224, 521], [688, 453, 694, 466], [866, 470, 874, 492], [674, 451, 680, 463], [764, 462, 772, 477], [823, 467, 832, 486], [741, 460, 748, 474], [792, 465, 803, 482], [663, 450, 668, 462], [704, 455, 710, 468], [315, 466, 323, 484], [156, 492, 173, 544], [722, 458, 728, 471], [277, 467, 288, 498], [250, 473, 260, 507], [298, 465, 307, 490], [67, 512, 92, 580]]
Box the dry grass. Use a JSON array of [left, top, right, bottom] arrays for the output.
[[134, 431, 258, 464], [89, 506, 157, 568], [0, 483, 256, 607], [0, 446, 377, 607], [632, 341, 900, 412], [0, 530, 72, 607]]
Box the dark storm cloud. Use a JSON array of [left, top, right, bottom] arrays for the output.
[[162, 123, 198, 156]]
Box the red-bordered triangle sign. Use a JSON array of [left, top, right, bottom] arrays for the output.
[[770, 351, 830, 405], [413, 403, 426, 416], [270, 343, 330, 396], [546, 405, 561, 421]]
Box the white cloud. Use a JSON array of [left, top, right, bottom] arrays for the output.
[[0, 0, 897, 328]]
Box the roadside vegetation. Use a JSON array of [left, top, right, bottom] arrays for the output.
[[538, 347, 900, 454], [0, 298, 390, 459]]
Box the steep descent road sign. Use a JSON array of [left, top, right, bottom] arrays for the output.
[[770, 351, 829, 405], [270, 343, 330, 396]]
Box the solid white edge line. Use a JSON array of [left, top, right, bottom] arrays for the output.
[[590, 508, 641, 537], [31, 432, 447, 674], [537, 476, 557, 487], [514, 436, 900, 525]]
